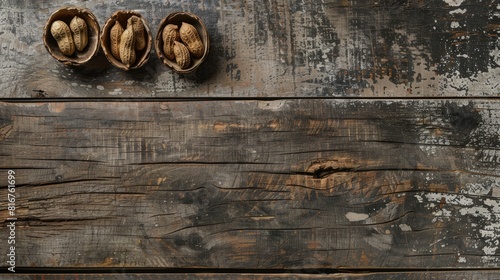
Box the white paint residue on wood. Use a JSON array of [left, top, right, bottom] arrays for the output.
[[461, 182, 492, 196], [443, 0, 465, 6], [432, 209, 452, 222], [345, 212, 369, 222], [399, 224, 412, 232], [451, 21, 460, 28], [424, 193, 474, 206], [449, 8, 467, 14], [415, 186, 500, 265], [459, 207, 492, 219], [109, 88, 123, 95], [483, 246, 498, 255]]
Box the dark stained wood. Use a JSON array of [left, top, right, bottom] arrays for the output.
[[1, 100, 499, 269], [5, 271, 500, 279], [1, 0, 500, 98]]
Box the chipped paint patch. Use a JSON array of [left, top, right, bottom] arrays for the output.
[[415, 192, 473, 207], [483, 246, 498, 255], [461, 183, 492, 196], [449, 8, 467, 14], [345, 212, 369, 222], [443, 0, 465, 6], [415, 186, 500, 265], [399, 224, 412, 232], [459, 206, 491, 219], [109, 88, 123, 95], [432, 209, 452, 222]]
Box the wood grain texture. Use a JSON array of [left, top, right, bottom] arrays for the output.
[[5, 271, 500, 280], [1, 99, 499, 269], [1, 0, 500, 98]]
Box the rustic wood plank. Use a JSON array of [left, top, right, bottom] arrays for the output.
[[1, 99, 499, 269], [1, 0, 500, 98], [4, 271, 500, 279]]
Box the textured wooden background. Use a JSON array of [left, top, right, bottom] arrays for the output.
[[2, 0, 500, 98], [1, 0, 500, 279]]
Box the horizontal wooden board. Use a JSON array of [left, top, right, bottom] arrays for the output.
[[4, 271, 500, 280], [1, 0, 500, 98], [0, 99, 499, 269]]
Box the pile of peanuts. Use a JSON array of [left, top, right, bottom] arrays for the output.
[[108, 16, 146, 68], [50, 16, 88, 56], [161, 22, 204, 69]]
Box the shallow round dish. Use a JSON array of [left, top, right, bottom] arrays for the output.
[[101, 10, 152, 71], [155, 12, 210, 74], [43, 7, 100, 66]]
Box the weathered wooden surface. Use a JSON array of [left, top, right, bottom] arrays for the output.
[[5, 271, 500, 279], [1, 0, 500, 98], [1, 100, 499, 269], [2, 0, 500, 277]]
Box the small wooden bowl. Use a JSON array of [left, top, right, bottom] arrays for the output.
[[101, 10, 152, 71], [43, 7, 100, 66], [155, 12, 210, 74]]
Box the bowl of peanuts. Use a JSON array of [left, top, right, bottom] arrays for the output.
[[43, 7, 101, 66], [101, 10, 153, 71], [155, 12, 210, 74]]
